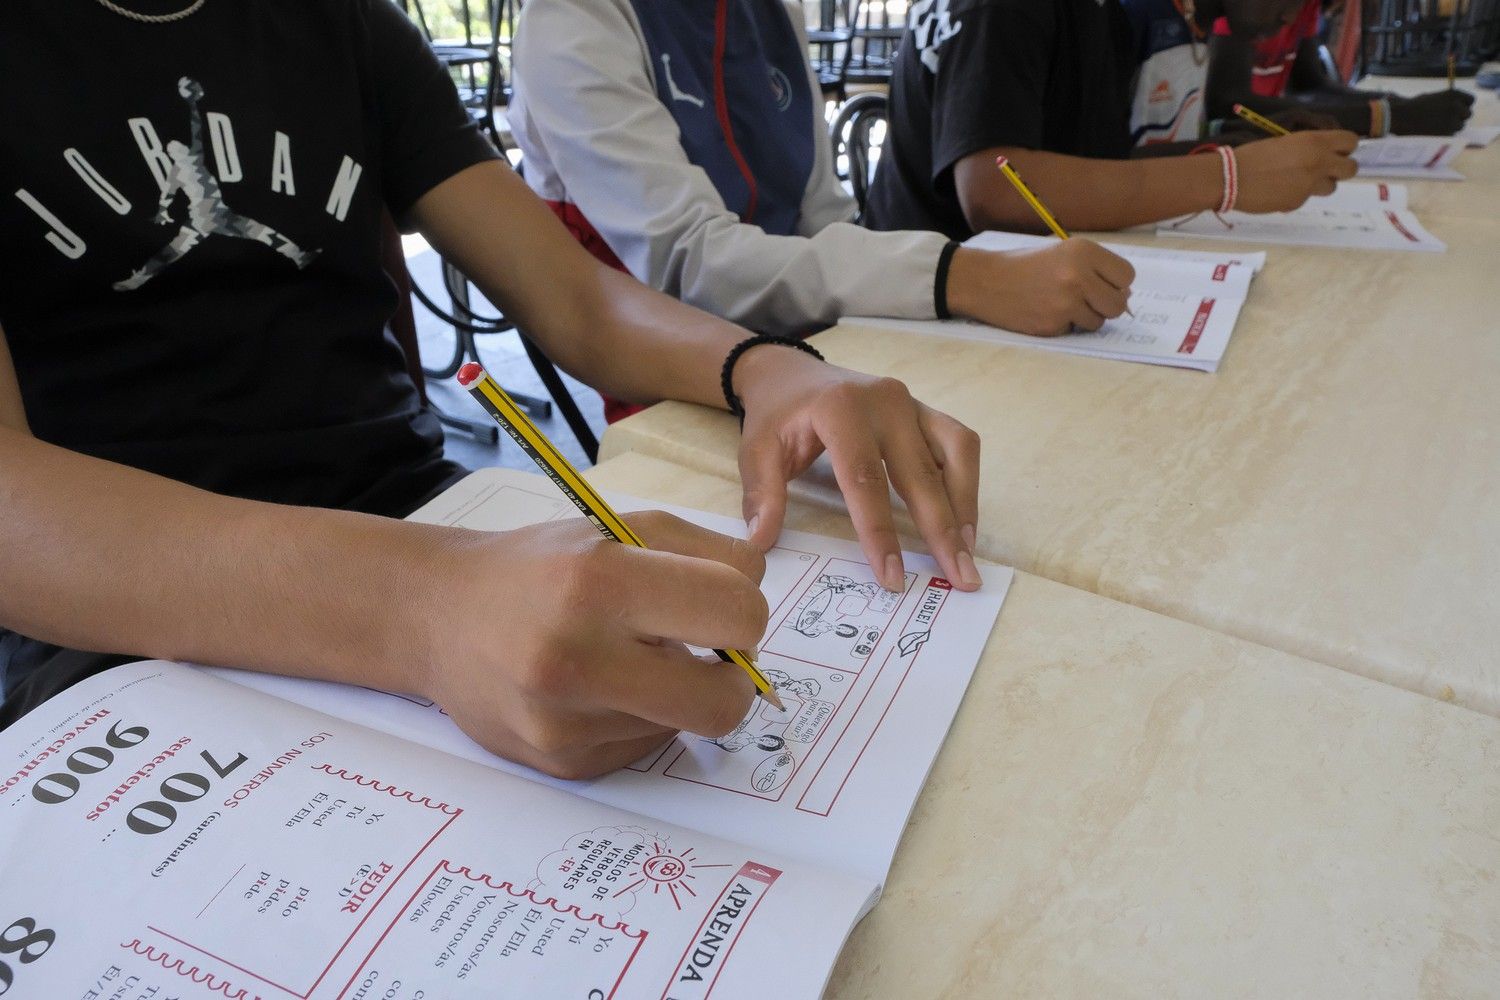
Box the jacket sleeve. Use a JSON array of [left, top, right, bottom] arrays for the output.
[[510, 0, 949, 335]]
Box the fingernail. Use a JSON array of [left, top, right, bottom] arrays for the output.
[[746, 514, 760, 539], [957, 550, 984, 589], [961, 523, 976, 551], [883, 554, 905, 592]]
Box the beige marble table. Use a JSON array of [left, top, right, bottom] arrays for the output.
[[600, 126, 1500, 716], [587, 453, 1500, 999]]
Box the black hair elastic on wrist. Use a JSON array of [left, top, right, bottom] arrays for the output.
[[934, 240, 961, 320], [721, 334, 826, 421]]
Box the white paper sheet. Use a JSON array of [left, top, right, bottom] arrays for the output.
[[1300, 181, 1409, 211], [214, 469, 1013, 886], [1353, 136, 1464, 179], [1459, 125, 1500, 148], [0, 663, 875, 999], [1158, 202, 1446, 253], [845, 231, 1263, 372]]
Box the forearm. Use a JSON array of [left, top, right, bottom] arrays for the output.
[[0, 428, 450, 693], [413, 161, 750, 410], [1233, 92, 1373, 132], [561, 267, 754, 409], [960, 148, 1223, 233]]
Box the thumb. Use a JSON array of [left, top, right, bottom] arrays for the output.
[[738, 433, 791, 552]]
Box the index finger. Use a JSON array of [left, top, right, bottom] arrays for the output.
[[1085, 241, 1136, 293], [815, 389, 908, 591], [598, 643, 758, 739]]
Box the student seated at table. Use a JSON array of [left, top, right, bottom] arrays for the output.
[[865, 0, 1361, 240], [506, 0, 1137, 360], [1205, 0, 1474, 137], [0, 0, 987, 780]]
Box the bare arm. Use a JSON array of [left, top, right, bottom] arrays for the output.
[[405, 160, 750, 411], [954, 127, 1357, 235], [0, 327, 29, 433], [1206, 33, 1372, 131], [0, 321, 444, 693], [408, 159, 987, 593], [953, 147, 1224, 234]]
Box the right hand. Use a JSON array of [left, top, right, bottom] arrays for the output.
[[424, 511, 769, 779], [946, 239, 1136, 337], [1388, 91, 1475, 136], [1234, 130, 1359, 213]]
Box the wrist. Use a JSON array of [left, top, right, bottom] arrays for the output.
[[943, 247, 988, 321], [725, 335, 825, 418], [730, 338, 827, 415], [258, 505, 457, 701]]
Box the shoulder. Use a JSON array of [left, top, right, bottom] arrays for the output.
[[518, 0, 641, 38]]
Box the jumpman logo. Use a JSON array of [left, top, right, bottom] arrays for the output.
[[114, 78, 320, 292], [660, 53, 705, 109]]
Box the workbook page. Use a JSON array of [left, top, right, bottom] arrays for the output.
[[1158, 203, 1445, 252], [1460, 125, 1500, 147], [0, 663, 874, 999], [214, 469, 1012, 885], [1353, 135, 1464, 179], [848, 232, 1259, 372]]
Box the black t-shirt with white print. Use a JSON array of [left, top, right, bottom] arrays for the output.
[[866, 0, 1138, 240], [0, 0, 498, 711]]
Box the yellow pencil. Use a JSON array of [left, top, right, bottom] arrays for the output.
[[994, 155, 1132, 317], [994, 155, 1070, 240], [456, 362, 784, 711], [1232, 103, 1290, 137]]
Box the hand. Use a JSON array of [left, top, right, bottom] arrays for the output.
[[1388, 91, 1475, 135], [946, 240, 1135, 337], [424, 511, 768, 779], [733, 346, 984, 594], [1234, 130, 1359, 213]]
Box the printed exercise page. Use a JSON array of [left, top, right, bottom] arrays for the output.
[[0, 663, 875, 1000], [849, 233, 1258, 372], [1354, 135, 1464, 179], [1460, 125, 1500, 147], [214, 469, 1013, 885], [1157, 202, 1446, 252]]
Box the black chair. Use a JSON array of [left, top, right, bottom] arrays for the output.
[[382, 216, 601, 461], [805, 0, 854, 102], [839, 0, 905, 87], [402, 0, 510, 141], [829, 91, 887, 223], [1361, 0, 1500, 77]]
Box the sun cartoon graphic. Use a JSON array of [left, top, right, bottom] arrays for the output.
[[614, 842, 732, 911]]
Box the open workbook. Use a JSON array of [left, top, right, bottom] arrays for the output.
[[1158, 182, 1446, 253], [849, 230, 1265, 373], [0, 468, 1010, 999]]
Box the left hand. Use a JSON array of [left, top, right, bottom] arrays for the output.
[[731, 345, 984, 594]]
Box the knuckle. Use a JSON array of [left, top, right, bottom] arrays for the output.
[[872, 375, 910, 402], [850, 458, 888, 490], [729, 536, 768, 583], [517, 646, 582, 702], [955, 424, 981, 458]]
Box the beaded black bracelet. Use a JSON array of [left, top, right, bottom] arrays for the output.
[[720, 334, 826, 421]]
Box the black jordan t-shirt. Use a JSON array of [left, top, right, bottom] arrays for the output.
[[0, 0, 498, 708], [0, 0, 496, 513]]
